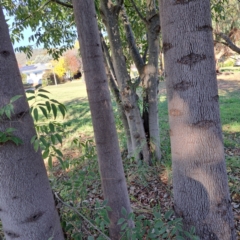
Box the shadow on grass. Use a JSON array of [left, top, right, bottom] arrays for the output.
[[63, 97, 92, 137]]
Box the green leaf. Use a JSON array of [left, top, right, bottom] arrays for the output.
[[164, 210, 173, 220], [33, 108, 38, 122], [49, 123, 55, 132], [48, 156, 53, 169], [121, 207, 127, 217], [34, 139, 40, 152], [51, 104, 57, 119], [27, 96, 35, 101], [38, 88, 50, 93], [121, 222, 128, 231], [26, 90, 35, 94], [50, 99, 61, 105], [58, 104, 66, 118], [10, 95, 22, 103], [117, 218, 125, 225], [53, 148, 63, 157], [40, 136, 48, 146], [39, 106, 48, 119], [128, 212, 134, 220], [55, 133, 62, 144], [46, 101, 51, 113], [31, 135, 37, 144], [176, 236, 185, 240], [51, 135, 56, 144], [87, 236, 94, 240], [5, 128, 15, 133], [5, 108, 11, 119], [42, 148, 50, 159], [11, 136, 23, 146], [38, 93, 49, 100]]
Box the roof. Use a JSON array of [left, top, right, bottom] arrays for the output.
[[20, 63, 51, 74]]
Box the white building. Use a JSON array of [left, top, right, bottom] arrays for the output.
[[20, 63, 51, 85]]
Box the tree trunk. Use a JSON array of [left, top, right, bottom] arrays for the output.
[[0, 7, 64, 240], [100, 0, 150, 163], [145, 0, 161, 161], [121, 2, 161, 161], [160, 0, 236, 239], [101, 35, 133, 156], [72, 1, 133, 239]]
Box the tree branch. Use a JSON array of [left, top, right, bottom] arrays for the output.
[[53, 191, 111, 240], [120, 7, 145, 74], [216, 31, 240, 54], [51, 0, 73, 8], [129, 0, 148, 24]]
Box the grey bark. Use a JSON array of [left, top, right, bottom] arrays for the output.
[[160, 0, 236, 239], [100, 0, 150, 163], [145, 0, 161, 161], [0, 6, 64, 240], [121, 1, 161, 161], [101, 35, 133, 155], [72, 1, 133, 239]]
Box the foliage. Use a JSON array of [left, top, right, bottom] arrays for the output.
[[2, 0, 77, 59], [26, 85, 67, 168], [222, 58, 235, 67], [0, 95, 23, 146], [63, 49, 81, 75], [21, 72, 27, 83], [117, 208, 199, 240], [52, 57, 67, 78]]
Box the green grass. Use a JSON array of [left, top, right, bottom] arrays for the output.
[[220, 66, 240, 72], [44, 80, 93, 146]]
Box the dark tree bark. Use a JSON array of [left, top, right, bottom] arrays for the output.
[[72, 1, 133, 239], [0, 6, 63, 240], [159, 0, 236, 239]]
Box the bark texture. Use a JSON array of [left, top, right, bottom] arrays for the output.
[[160, 0, 236, 239], [100, 0, 150, 163], [145, 0, 161, 161], [101, 35, 133, 156], [121, 1, 161, 161], [0, 6, 64, 240], [72, 1, 133, 239]]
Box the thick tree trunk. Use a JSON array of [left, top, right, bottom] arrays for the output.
[[100, 0, 150, 163], [72, 1, 133, 239], [160, 1, 236, 239], [0, 7, 63, 240]]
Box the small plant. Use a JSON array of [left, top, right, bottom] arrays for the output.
[[26, 85, 67, 168], [117, 207, 199, 240], [0, 95, 23, 146]]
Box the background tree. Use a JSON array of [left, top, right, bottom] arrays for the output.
[[63, 48, 81, 75], [160, 0, 236, 238], [0, 5, 64, 239]]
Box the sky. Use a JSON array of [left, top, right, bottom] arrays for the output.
[[5, 13, 43, 50]]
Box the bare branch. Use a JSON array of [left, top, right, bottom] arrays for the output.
[[51, 0, 73, 8], [216, 31, 240, 54], [53, 191, 111, 240], [129, 0, 148, 24], [120, 7, 145, 73]]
